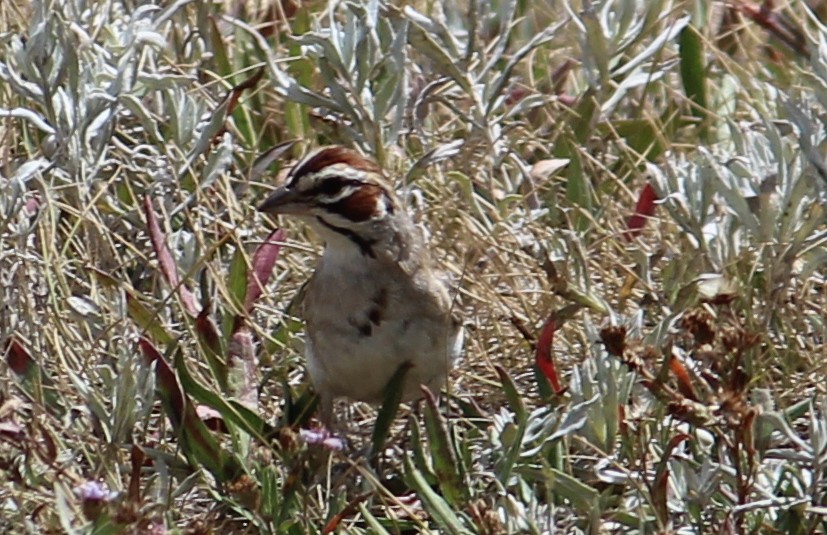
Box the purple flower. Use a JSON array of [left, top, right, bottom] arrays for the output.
[[299, 428, 346, 451], [74, 480, 118, 521]]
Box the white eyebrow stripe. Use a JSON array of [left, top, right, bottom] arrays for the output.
[[316, 185, 359, 204]]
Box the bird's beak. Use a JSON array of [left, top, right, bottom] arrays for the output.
[[257, 186, 302, 214]]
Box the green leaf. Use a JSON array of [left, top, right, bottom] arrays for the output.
[[409, 414, 437, 484], [126, 292, 174, 345], [358, 503, 393, 535], [194, 308, 228, 390], [175, 348, 276, 444], [208, 16, 233, 78], [544, 465, 600, 512], [679, 24, 708, 131], [140, 339, 244, 483], [494, 365, 526, 423], [228, 246, 248, 314], [422, 388, 467, 507], [369, 362, 410, 462], [403, 458, 471, 535], [494, 366, 528, 485]]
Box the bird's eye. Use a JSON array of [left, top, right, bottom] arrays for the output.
[[318, 178, 347, 196]]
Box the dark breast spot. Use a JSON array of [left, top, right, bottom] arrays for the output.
[[367, 288, 388, 326], [348, 317, 373, 338], [358, 323, 372, 337], [368, 308, 382, 326]]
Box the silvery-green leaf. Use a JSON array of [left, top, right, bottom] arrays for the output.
[[250, 141, 297, 180], [284, 83, 341, 111], [152, 0, 191, 27], [550, 395, 598, 445], [83, 108, 115, 152], [0, 107, 55, 134], [405, 14, 470, 93], [134, 29, 167, 49], [67, 296, 100, 317], [695, 273, 738, 301], [601, 69, 667, 116], [318, 60, 359, 121], [136, 73, 193, 89], [121, 94, 163, 141], [485, 19, 567, 112], [202, 132, 234, 189], [0, 62, 44, 99], [405, 140, 464, 182], [477, 0, 518, 78], [613, 15, 689, 78], [12, 158, 50, 184], [401, 6, 462, 57]]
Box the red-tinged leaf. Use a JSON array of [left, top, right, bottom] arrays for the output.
[[35, 424, 57, 464], [551, 59, 576, 95], [653, 433, 691, 524], [227, 327, 258, 411], [617, 403, 629, 440], [143, 196, 179, 287], [738, 3, 808, 57], [139, 337, 186, 422], [244, 228, 284, 313], [741, 408, 757, 457], [142, 196, 199, 317], [195, 309, 223, 355], [504, 84, 530, 106], [321, 492, 373, 535], [5, 337, 35, 377], [210, 68, 267, 143], [5, 337, 64, 415], [557, 94, 577, 107], [624, 182, 658, 241], [138, 337, 242, 482], [535, 314, 566, 395], [669, 355, 699, 402], [225, 68, 265, 115], [0, 422, 24, 442], [128, 445, 143, 502], [195, 308, 227, 390]]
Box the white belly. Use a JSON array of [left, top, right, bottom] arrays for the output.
[[306, 306, 459, 403], [302, 255, 461, 404]]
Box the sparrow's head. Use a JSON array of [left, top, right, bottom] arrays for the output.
[[257, 146, 406, 257]]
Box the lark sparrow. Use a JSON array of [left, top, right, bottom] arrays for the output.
[[258, 146, 463, 427]]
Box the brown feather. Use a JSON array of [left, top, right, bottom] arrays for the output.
[[328, 184, 384, 222], [292, 146, 380, 180]]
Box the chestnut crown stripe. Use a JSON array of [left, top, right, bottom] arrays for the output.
[[288, 146, 381, 186]]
